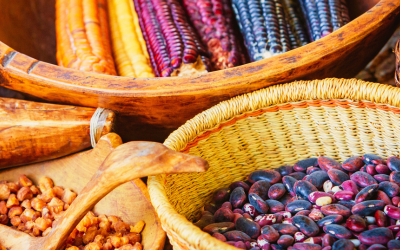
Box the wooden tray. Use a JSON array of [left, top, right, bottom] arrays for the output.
[[0, 0, 399, 142], [0, 133, 166, 250]]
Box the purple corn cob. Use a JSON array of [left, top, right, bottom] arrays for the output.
[[133, 0, 211, 77]]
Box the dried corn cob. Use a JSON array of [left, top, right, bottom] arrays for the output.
[[133, 0, 211, 77], [56, 0, 117, 75], [232, 0, 293, 62], [282, 0, 309, 48], [182, 0, 246, 70], [107, 0, 154, 77], [298, 0, 350, 42]]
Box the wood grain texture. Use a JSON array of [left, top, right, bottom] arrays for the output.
[[0, 133, 179, 250], [0, 98, 115, 169], [0, 0, 399, 141]]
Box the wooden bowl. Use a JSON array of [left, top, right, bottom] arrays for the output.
[[0, 0, 399, 142], [0, 133, 166, 250]]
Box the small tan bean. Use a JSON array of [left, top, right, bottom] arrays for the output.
[[17, 187, 33, 201], [19, 175, 33, 187], [0, 184, 10, 200]]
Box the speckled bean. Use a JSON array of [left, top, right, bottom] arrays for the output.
[[318, 215, 344, 227], [359, 227, 394, 245], [249, 193, 269, 214], [286, 200, 313, 213], [254, 214, 276, 227], [294, 158, 319, 172], [388, 156, 400, 172], [276, 165, 293, 176], [293, 243, 322, 250], [260, 226, 280, 242], [319, 156, 342, 172], [294, 180, 318, 201], [390, 171, 400, 186], [351, 200, 385, 216], [278, 235, 294, 248], [268, 183, 286, 200], [203, 222, 235, 234], [224, 230, 252, 242], [321, 204, 351, 217], [323, 224, 352, 239], [332, 239, 355, 250], [282, 176, 297, 196], [379, 181, 400, 197], [264, 199, 285, 213], [293, 215, 320, 236], [350, 172, 377, 188], [342, 156, 364, 172], [328, 169, 350, 186], [335, 191, 354, 201], [346, 215, 367, 232], [249, 180, 271, 200], [248, 170, 281, 184], [306, 171, 331, 189], [355, 184, 379, 203]]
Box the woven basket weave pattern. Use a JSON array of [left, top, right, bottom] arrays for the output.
[[148, 78, 400, 250], [397, 38, 400, 86]]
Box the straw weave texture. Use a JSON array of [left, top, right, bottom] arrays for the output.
[[396, 38, 400, 86], [148, 78, 400, 250]]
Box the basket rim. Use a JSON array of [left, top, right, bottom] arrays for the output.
[[148, 78, 400, 250]]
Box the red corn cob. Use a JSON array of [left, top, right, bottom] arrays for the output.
[[183, 0, 246, 71], [133, 0, 211, 77]]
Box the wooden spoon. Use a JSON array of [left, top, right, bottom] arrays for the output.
[[0, 133, 209, 250]]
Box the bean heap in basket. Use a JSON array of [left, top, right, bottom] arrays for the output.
[[0, 175, 144, 250], [196, 154, 400, 250]]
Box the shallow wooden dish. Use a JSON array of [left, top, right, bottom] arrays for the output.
[[0, 133, 166, 250], [0, 0, 399, 142]]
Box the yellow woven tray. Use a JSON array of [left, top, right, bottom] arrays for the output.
[[148, 78, 400, 250]]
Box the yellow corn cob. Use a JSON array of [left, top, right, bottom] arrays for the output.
[[107, 0, 154, 78], [55, 0, 117, 75]]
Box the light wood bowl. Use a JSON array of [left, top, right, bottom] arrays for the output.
[[0, 0, 399, 142], [0, 133, 166, 250]]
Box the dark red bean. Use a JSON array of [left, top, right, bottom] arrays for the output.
[[379, 181, 400, 197], [350, 171, 378, 187], [233, 213, 243, 223], [229, 181, 250, 192], [321, 204, 351, 217], [318, 215, 344, 227], [277, 235, 294, 248], [323, 234, 336, 247], [203, 222, 235, 234], [293, 215, 320, 236], [334, 191, 354, 201], [295, 210, 311, 216], [318, 156, 342, 172], [377, 190, 393, 205], [286, 200, 312, 213], [194, 211, 215, 229], [230, 187, 247, 208], [323, 224, 352, 239], [233, 208, 244, 214], [332, 239, 355, 250], [249, 180, 271, 200], [376, 164, 391, 175], [294, 158, 318, 172], [235, 217, 260, 239], [212, 188, 230, 205], [355, 184, 379, 203], [257, 235, 271, 249], [268, 183, 286, 200], [294, 180, 318, 201], [212, 232, 227, 241], [328, 169, 350, 185], [393, 196, 400, 206], [342, 180, 360, 195], [351, 200, 385, 216], [337, 200, 356, 210], [375, 210, 388, 227], [260, 225, 280, 241], [384, 205, 400, 220], [264, 200, 285, 213], [293, 243, 322, 250], [366, 165, 377, 175], [226, 241, 247, 249], [248, 170, 281, 184], [388, 156, 400, 172], [272, 223, 299, 235], [249, 193, 269, 213], [204, 203, 218, 214], [387, 225, 400, 232], [221, 201, 232, 210], [342, 156, 364, 172], [223, 230, 251, 242], [214, 207, 234, 222], [362, 154, 384, 165], [359, 227, 394, 245]]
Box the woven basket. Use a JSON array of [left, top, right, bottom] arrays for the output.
[[396, 38, 400, 86], [148, 78, 400, 250]]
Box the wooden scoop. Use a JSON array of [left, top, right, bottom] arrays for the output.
[[0, 133, 209, 250]]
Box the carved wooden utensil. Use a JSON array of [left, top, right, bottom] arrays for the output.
[[0, 97, 115, 169], [0, 133, 208, 249]]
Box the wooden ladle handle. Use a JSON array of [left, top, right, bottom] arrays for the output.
[[40, 141, 209, 250]]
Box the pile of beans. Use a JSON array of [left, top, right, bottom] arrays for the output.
[[195, 154, 400, 250], [0, 175, 144, 250]]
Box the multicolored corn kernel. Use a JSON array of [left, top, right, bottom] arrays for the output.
[[133, 0, 211, 77], [232, 0, 294, 62], [298, 0, 350, 42], [282, 0, 309, 47], [182, 0, 246, 70]]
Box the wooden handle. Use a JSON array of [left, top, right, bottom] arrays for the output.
[[40, 141, 209, 250]]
